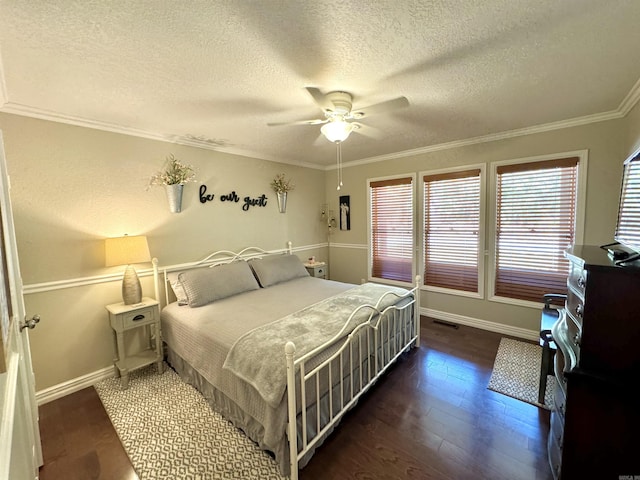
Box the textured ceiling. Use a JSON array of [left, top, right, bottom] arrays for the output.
[[1, 1, 640, 168]]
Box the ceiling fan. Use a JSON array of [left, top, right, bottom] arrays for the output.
[[267, 87, 410, 143]]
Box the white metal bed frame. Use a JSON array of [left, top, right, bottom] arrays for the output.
[[285, 277, 420, 479], [152, 243, 421, 479]]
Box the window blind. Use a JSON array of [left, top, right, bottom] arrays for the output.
[[495, 157, 579, 302], [615, 154, 640, 250], [370, 177, 414, 282], [423, 169, 480, 292]]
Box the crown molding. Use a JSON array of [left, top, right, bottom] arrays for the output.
[[618, 76, 640, 116], [0, 102, 323, 170], [330, 108, 624, 171], [0, 47, 7, 107], [1, 77, 638, 174], [334, 80, 640, 171]]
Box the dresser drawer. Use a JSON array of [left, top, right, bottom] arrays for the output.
[[565, 290, 584, 332], [114, 306, 157, 331], [567, 262, 586, 297], [550, 410, 564, 448], [553, 377, 567, 419], [547, 427, 562, 480]]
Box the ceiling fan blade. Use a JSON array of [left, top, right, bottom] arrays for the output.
[[305, 87, 333, 111], [352, 96, 409, 118], [267, 118, 327, 127], [351, 122, 383, 139]]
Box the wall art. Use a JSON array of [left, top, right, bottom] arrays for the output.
[[339, 195, 350, 230]]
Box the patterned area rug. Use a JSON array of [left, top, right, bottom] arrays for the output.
[[95, 364, 286, 480], [487, 338, 555, 409]]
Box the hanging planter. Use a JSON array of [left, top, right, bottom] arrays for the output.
[[148, 154, 197, 213], [271, 173, 294, 214], [276, 191, 287, 213], [165, 184, 184, 213]]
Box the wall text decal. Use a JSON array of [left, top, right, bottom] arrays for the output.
[[199, 185, 215, 203], [199, 185, 269, 212]]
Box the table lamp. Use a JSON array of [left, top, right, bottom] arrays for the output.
[[105, 234, 151, 305]]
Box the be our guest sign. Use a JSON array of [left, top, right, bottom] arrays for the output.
[[199, 185, 268, 211]]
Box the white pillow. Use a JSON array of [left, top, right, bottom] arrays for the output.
[[248, 254, 309, 288], [167, 272, 188, 306]]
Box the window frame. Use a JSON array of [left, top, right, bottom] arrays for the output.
[[487, 150, 588, 307], [419, 164, 486, 299], [367, 173, 417, 287], [614, 150, 640, 252]]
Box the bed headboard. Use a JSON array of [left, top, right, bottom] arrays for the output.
[[155, 241, 294, 308]]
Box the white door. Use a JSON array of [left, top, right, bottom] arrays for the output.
[[0, 130, 42, 480]]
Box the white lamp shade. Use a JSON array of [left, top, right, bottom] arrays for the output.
[[105, 235, 151, 267], [321, 119, 354, 143]]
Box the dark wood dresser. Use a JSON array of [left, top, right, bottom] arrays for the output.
[[548, 245, 640, 479]]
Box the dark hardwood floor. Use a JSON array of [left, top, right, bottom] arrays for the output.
[[38, 318, 552, 480]]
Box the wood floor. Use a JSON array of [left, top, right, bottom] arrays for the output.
[[38, 318, 553, 480]]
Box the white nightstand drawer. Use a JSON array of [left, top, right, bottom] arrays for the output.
[[305, 263, 327, 279], [121, 306, 156, 329], [313, 266, 326, 277]]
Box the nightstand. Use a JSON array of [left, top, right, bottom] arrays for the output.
[[304, 262, 327, 279], [106, 297, 162, 389]]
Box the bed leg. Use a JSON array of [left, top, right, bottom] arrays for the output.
[[285, 341, 298, 480]]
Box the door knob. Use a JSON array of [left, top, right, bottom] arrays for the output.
[[20, 314, 40, 332]]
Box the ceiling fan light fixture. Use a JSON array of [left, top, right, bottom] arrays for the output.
[[321, 119, 354, 143]]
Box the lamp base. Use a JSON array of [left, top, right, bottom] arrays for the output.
[[122, 265, 142, 305]]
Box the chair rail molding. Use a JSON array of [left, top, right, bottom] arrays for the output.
[[23, 242, 329, 295]]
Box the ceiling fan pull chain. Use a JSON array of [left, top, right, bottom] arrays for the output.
[[336, 141, 343, 191]]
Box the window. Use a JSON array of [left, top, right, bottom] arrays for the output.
[[615, 153, 640, 252], [494, 157, 579, 302], [369, 176, 414, 283], [423, 169, 481, 293]]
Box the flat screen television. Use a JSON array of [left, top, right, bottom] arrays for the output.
[[614, 151, 640, 260]]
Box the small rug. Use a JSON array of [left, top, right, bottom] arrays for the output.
[[95, 364, 286, 480], [487, 337, 555, 409]]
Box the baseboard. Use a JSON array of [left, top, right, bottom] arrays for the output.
[[36, 366, 114, 405], [421, 307, 539, 342]]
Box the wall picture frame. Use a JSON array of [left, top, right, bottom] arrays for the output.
[[339, 195, 350, 231]]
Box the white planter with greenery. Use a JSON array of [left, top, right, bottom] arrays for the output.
[[165, 184, 184, 213], [271, 173, 294, 214], [276, 191, 287, 213], [149, 154, 197, 213]]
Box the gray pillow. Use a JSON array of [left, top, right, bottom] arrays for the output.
[[178, 261, 260, 307], [248, 254, 309, 288]]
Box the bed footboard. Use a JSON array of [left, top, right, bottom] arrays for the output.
[[285, 275, 421, 479]]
